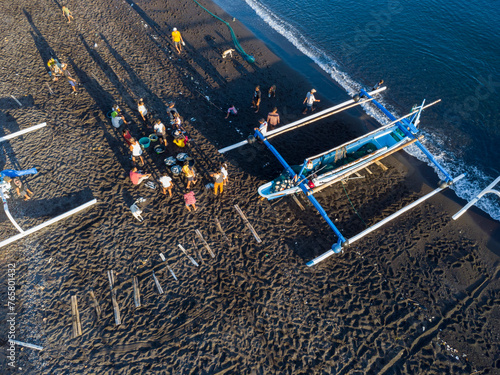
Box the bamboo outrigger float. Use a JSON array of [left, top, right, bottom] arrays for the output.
[[219, 87, 464, 266], [0, 123, 97, 248]]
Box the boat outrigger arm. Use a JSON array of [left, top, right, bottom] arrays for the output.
[[219, 87, 464, 266], [0, 123, 97, 248]]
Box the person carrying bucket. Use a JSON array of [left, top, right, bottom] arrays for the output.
[[171, 28, 185, 54]]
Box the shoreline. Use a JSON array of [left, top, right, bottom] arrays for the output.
[[210, 0, 500, 244], [0, 0, 498, 373]]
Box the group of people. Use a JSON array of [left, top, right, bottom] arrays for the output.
[[227, 85, 322, 137], [250, 85, 276, 113], [47, 58, 78, 94], [118, 97, 229, 213]]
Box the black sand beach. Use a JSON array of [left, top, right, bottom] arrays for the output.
[[0, 0, 499, 373]]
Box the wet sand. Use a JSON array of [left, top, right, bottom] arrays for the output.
[[0, 0, 499, 373]]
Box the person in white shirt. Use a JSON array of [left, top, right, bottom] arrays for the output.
[[154, 119, 167, 146], [111, 111, 128, 128], [129, 138, 144, 165], [221, 164, 228, 185], [254, 118, 268, 135], [303, 89, 320, 114], [138, 98, 148, 123], [159, 174, 174, 197]]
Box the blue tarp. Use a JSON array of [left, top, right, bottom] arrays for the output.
[[1, 168, 38, 178]]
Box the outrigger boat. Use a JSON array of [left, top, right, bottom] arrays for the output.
[[219, 87, 465, 266], [0, 123, 97, 248]]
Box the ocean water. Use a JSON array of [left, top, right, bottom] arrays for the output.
[[214, 0, 500, 221]]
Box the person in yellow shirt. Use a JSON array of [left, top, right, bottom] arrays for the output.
[[171, 28, 184, 54], [182, 162, 196, 189]]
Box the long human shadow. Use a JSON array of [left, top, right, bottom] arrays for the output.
[[67, 58, 136, 206], [99, 34, 166, 117], [98, 35, 212, 178], [50, 0, 62, 9], [0, 188, 95, 223], [122, 0, 253, 89], [23, 9, 58, 76], [0, 111, 25, 173], [78, 34, 137, 112]]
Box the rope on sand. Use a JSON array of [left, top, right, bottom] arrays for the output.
[[192, 0, 255, 63], [341, 183, 367, 227]]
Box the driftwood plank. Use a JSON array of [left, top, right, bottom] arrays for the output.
[[9, 340, 43, 351], [152, 272, 164, 294], [89, 290, 101, 319], [111, 290, 121, 326], [234, 205, 262, 243], [133, 276, 141, 308], [195, 229, 215, 258], [71, 295, 82, 338], [291, 195, 305, 211], [107, 270, 121, 325]]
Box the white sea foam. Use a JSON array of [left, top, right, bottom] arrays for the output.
[[243, 0, 500, 221]]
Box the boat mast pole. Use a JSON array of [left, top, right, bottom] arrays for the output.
[[254, 130, 346, 244], [360, 89, 453, 182]]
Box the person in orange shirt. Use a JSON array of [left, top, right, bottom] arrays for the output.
[[171, 28, 184, 54]]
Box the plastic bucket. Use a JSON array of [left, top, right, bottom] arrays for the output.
[[149, 134, 159, 142], [139, 137, 151, 148]]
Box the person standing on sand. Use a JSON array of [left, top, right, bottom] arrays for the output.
[[130, 138, 145, 165], [122, 129, 133, 145], [221, 163, 228, 185], [182, 161, 197, 189], [303, 89, 320, 114], [167, 102, 179, 121], [266, 107, 280, 130], [171, 28, 185, 54], [254, 118, 268, 135], [62, 6, 74, 23], [154, 119, 168, 146], [268, 84, 276, 98], [159, 174, 174, 197], [172, 112, 183, 132], [138, 99, 148, 124], [251, 86, 261, 113], [183, 191, 197, 211], [61, 63, 77, 94], [129, 167, 151, 185], [210, 170, 224, 196]]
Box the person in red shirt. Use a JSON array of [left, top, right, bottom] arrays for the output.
[[183, 191, 197, 211], [122, 129, 133, 145], [129, 167, 151, 185]]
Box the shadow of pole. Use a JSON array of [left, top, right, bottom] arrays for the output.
[[23, 9, 58, 77]]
